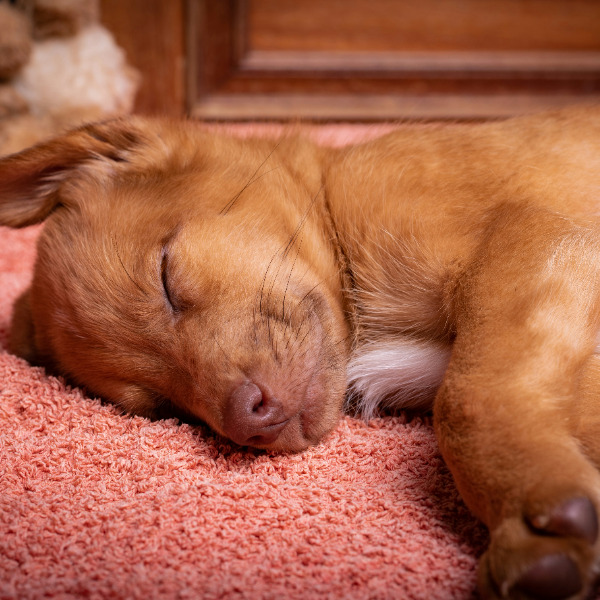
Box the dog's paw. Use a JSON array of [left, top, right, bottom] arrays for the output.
[[478, 495, 600, 599]]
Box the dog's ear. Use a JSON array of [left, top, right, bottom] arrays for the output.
[[8, 289, 37, 363], [0, 119, 144, 228]]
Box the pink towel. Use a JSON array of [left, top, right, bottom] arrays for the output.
[[0, 125, 488, 599]]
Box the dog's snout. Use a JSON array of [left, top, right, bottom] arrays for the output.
[[223, 381, 288, 447]]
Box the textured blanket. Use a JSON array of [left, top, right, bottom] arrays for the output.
[[0, 125, 488, 599]]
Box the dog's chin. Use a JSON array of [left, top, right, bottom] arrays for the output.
[[242, 406, 343, 453], [239, 367, 346, 453]]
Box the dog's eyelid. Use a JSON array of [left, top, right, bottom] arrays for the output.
[[160, 248, 181, 314]]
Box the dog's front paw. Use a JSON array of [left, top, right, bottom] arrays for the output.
[[478, 496, 600, 599]]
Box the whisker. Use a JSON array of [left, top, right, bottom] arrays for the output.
[[265, 250, 290, 336], [281, 185, 323, 261], [333, 333, 353, 349], [285, 300, 314, 352], [252, 306, 258, 346], [266, 185, 323, 337], [288, 328, 312, 364], [112, 236, 147, 296], [283, 267, 347, 353], [259, 247, 281, 316], [220, 142, 281, 215], [285, 275, 330, 326], [282, 234, 303, 338], [212, 332, 232, 364]]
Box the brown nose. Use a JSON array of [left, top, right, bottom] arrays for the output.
[[223, 381, 288, 446]]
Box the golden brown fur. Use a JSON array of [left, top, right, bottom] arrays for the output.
[[1, 106, 600, 598]]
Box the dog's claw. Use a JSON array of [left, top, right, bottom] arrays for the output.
[[529, 497, 598, 545], [513, 554, 582, 600]]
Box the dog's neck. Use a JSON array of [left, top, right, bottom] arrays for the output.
[[322, 142, 455, 348]]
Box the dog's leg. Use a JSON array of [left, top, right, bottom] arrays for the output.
[[571, 355, 600, 468], [434, 204, 600, 599]]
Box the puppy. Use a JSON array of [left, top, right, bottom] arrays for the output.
[[1, 107, 600, 599]]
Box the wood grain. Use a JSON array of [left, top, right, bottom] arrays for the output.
[[247, 0, 600, 53], [100, 0, 186, 116], [193, 0, 600, 119], [100, 0, 600, 121], [191, 93, 600, 121]]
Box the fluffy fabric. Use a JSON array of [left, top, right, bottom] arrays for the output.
[[0, 125, 488, 599], [14, 25, 138, 119]]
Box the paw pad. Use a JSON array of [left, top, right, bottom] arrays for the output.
[[513, 554, 581, 600], [529, 497, 598, 545]]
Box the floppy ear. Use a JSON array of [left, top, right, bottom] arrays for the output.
[[0, 118, 144, 228], [9, 289, 37, 363]]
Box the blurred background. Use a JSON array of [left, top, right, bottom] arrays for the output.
[[1, 0, 599, 153], [105, 0, 600, 120]]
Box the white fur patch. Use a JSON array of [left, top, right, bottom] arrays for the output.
[[346, 338, 451, 421]]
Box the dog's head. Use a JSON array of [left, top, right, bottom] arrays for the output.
[[0, 118, 351, 451]]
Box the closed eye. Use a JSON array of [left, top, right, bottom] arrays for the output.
[[161, 248, 180, 313]]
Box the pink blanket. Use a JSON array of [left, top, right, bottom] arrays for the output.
[[0, 126, 487, 599]]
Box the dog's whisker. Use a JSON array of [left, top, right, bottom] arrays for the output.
[[252, 306, 259, 346], [259, 247, 281, 317], [282, 235, 303, 339], [281, 185, 323, 262], [212, 332, 232, 365], [220, 142, 281, 216], [112, 236, 147, 297], [287, 327, 312, 365]]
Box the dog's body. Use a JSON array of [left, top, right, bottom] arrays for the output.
[[1, 106, 600, 598]]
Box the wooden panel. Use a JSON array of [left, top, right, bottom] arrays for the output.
[[100, 0, 186, 116], [190, 0, 600, 120], [248, 0, 600, 52], [100, 0, 600, 121], [193, 93, 600, 121], [187, 0, 236, 99]]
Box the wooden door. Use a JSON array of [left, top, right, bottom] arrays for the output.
[[102, 0, 600, 120]]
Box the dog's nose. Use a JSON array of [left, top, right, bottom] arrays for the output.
[[223, 381, 288, 446]]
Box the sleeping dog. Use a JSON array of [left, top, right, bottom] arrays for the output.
[[1, 106, 599, 599]]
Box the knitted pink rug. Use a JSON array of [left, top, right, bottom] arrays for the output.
[[0, 125, 488, 600]]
